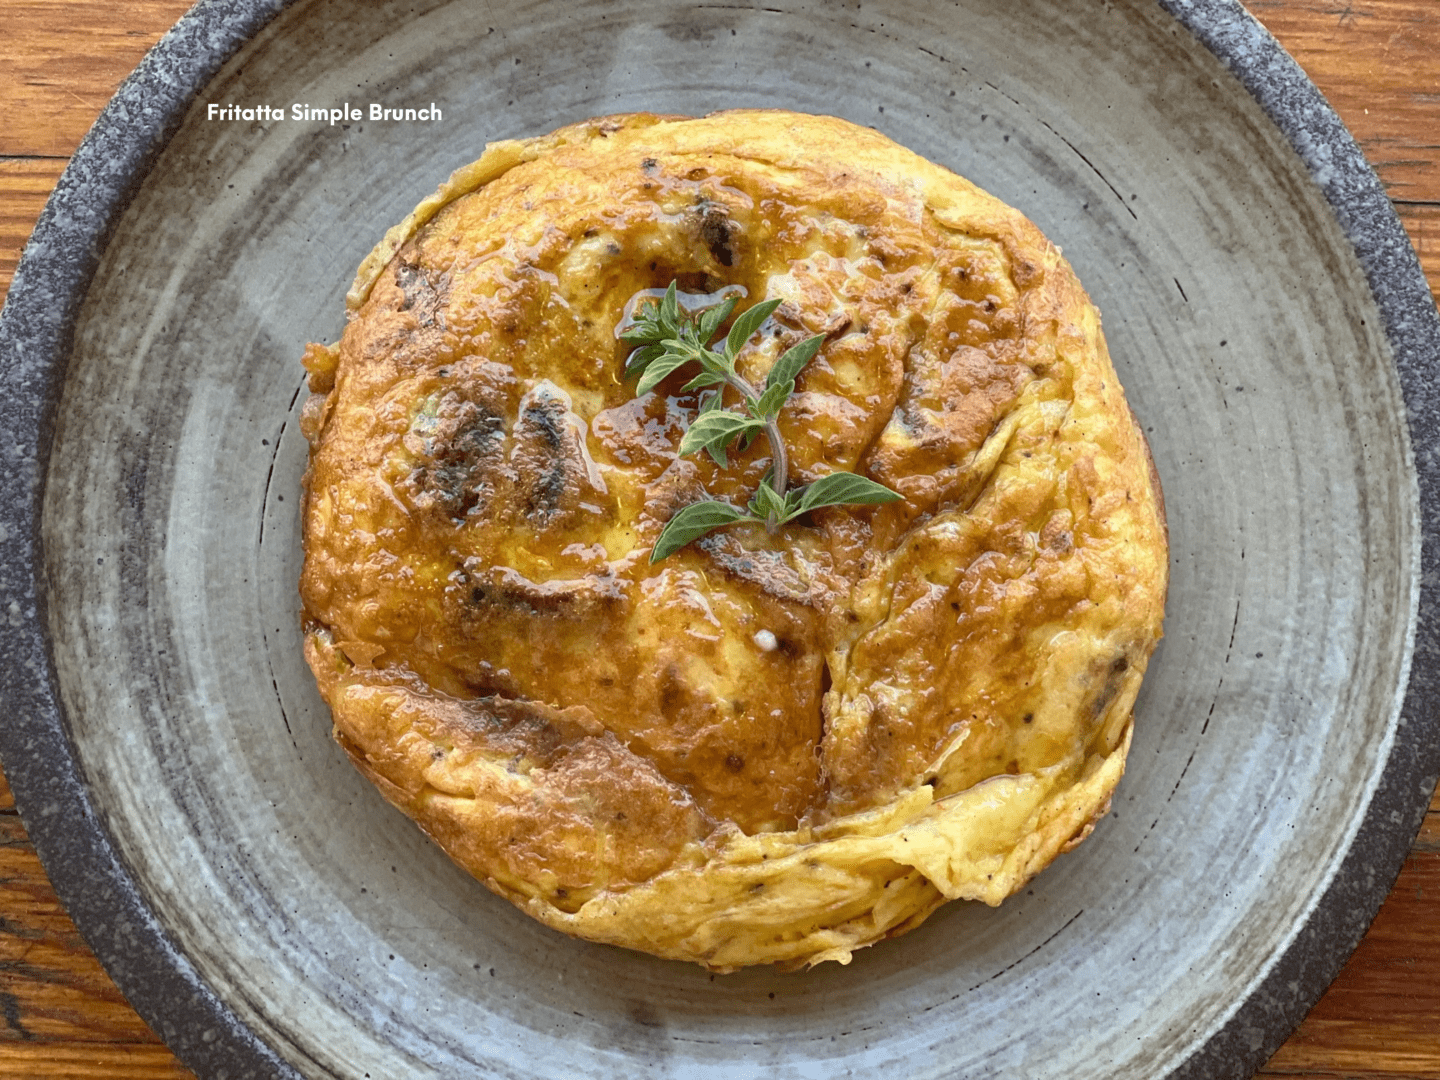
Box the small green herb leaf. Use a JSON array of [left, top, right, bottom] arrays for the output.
[[752, 380, 790, 421], [767, 334, 824, 391], [681, 370, 728, 393], [696, 295, 739, 342], [748, 475, 787, 521], [677, 321, 704, 351], [660, 281, 680, 326], [725, 298, 783, 359], [788, 472, 903, 518], [696, 389, 727, 465], [678, 410, 764, 459], [619, 317, 663, 345], [650, 500, 748, 562], [624, 343, 665, 379], [698, 349, 730, 377], [636, 351, 696, 396]]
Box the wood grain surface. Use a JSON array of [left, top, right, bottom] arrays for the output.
[[1, 1, 1437, 1077]]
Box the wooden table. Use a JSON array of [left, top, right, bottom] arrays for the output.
[[1, 2, 1437, 1077]]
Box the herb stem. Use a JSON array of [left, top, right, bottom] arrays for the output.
[[720, 368, 788, 529], [762, 417, 788, 527]]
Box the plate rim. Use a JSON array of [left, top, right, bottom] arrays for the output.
[[1152, 1, 1440, 1074], [0, 1, 1437, 1077]]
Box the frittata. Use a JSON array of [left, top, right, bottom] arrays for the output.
[[298, 110, 1168, 970]]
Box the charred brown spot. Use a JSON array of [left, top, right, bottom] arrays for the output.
[[420, 402, 505, 520], [659, 662, 686, 713], [516, 395, 570, 518], [395, 261, 449, 327], [464, 573, 625, 620], [696, 200, 736, 267], [460, 696, 570, 759], [523, 398, 565, 450], [1091, 654, 1133, 717], [695, 531, 817, 605], [725, 753, 745, 773]]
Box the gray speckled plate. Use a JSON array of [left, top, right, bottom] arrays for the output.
[[2, 1, 1438, 1078]]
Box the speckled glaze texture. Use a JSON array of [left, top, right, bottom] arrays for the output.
[[0, 1, 1436, 1078]]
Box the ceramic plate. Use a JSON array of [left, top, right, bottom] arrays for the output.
[[2, 0, 1438, 1077]]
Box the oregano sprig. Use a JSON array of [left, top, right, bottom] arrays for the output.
[[621, 282, 902, 562]]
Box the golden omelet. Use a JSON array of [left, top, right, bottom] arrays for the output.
[[298, 110, 1167, 971]]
